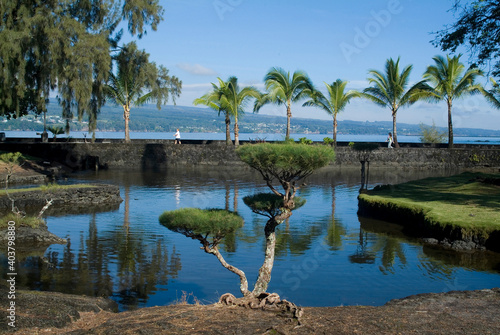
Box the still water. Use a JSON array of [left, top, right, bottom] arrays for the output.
[[3, 166, 500, 311]]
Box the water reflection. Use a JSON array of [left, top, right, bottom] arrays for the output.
[[1, 166, 499, 309]]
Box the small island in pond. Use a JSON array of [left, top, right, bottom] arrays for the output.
[[358, 172, 500, 252]]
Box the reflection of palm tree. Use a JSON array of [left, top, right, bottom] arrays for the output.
[[349, 229, 376, 264], [325, 186, 346, 250], [371, 237, 407, 274]]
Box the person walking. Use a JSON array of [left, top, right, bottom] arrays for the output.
[[174, 129, 181, 144], [386, 132, 393, 148]]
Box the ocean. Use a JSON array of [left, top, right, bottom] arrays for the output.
[[3, 130, 500, 145]]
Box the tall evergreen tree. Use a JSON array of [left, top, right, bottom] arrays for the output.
[[0, 0, 164, 127]]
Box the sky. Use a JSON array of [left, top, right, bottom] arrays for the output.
[[124, 0, 500, 131]]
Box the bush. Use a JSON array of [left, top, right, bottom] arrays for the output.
[[0, 152, 23, 165], [419, 121, 447, 144], [323, 137, 334, 145], [236, 142, 335, 174], [243, 193, 306, 217], [159, 208, 243, 236], [298, 137, 313, 145]]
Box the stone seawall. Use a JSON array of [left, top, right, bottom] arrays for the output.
[[1, 140, 500, 171]]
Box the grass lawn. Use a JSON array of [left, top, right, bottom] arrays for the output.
[[359, 172, 500, 235], [0, 183, 94, 196]]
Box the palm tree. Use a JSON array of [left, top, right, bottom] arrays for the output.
[[254, 67, 314, 140], [363, 57, 431, 148], [424, 54, 484, 148], [193, 78, 232, 146], [105, 42, 181, 142], [194, 77, 259, 147], [481, 78, 500, 108], [303, 79, 361, 147], [47, 126, 64, 141], [223, 77, 260, 147]]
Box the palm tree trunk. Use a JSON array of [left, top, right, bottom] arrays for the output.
[[225, 112, 232, 146], [124, 105, 131, 143], [448, 99, 453, 149], [286, 101, 292, 140], [333, 115, 338, 147], [234, 114, 240, 147], [392, 109, 399, 148]]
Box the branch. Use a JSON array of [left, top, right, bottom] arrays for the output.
[[37, 198, 54, 220], [204, 245, 251, 297]]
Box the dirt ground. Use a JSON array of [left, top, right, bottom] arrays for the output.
[[0, 160, 49, 186], [1, 287, 500, 334]]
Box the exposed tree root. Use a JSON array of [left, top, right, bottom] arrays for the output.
[[218, 292, 304, 324]]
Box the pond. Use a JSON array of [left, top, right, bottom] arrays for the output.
[[2, 166, 500, 311]]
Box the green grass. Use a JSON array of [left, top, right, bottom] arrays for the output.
[[0, 183, 94, 196], [0, 151, 41, 163], [359, 172, 500, 235], [0, 213, 45, 228]]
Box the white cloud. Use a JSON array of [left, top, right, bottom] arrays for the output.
[[176, 63, 217, 76]]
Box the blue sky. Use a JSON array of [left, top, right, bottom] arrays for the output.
[[126, 0, 499, 130]]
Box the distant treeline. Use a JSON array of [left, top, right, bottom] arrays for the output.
[[1, 103, 500, 137]]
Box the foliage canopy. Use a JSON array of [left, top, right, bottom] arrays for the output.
[[105, 42, 181, 141], [0, 0, 164, 123], [434, 0, 500, 76], [243, 193, 306, 218], [236, 143, 335, 182], [159, 208, 244, 238]]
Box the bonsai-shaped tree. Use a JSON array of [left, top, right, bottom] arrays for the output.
[[236, 142, 335, 295], [159, 143, 333, 303]]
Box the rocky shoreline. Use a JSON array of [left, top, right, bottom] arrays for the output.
[[1, 287, 499, 334], [0, 184, 123, 215]]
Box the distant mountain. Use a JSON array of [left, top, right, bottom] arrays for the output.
[[2, 103, 500, 137]]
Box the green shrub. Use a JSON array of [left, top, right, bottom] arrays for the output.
[[243, 193, 306, 217], [236, 142, 335, 173], [419, 121, 447, 143], [298, 137, 313, 145], [323, 137, 334, 145], [159, 208, 243, 236], [0, 152, 23, 165]]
